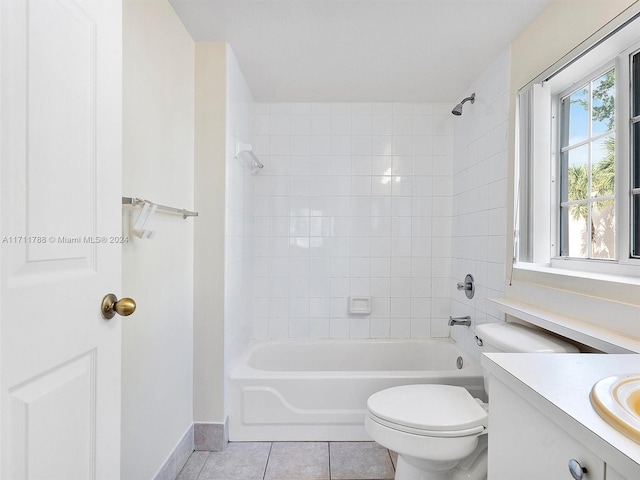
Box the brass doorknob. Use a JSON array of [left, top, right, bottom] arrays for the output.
[[101, 293, 136, 319]]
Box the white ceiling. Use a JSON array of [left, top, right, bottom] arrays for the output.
[[169, 0, 553, 102]]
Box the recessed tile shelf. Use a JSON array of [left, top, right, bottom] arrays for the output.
[[486, 297, 640, 354]]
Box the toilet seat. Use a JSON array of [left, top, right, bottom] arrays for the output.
[[367, 412, 485, 437], [367, 384, 487, 438]]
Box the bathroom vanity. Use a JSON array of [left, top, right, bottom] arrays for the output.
[[482, 353, 640, 479]]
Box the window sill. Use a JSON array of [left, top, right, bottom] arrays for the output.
[[514, 261, 640, 287], [487, 297, 640, 353]]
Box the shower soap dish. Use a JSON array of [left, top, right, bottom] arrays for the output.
[[349, 296, 372, 315]]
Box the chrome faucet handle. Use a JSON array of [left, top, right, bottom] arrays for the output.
[[448, 315, 471, 327], [456, 274, 475, 299]]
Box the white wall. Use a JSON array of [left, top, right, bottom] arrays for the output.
[[122, 0, 194, 478], [450, 50, 510, 361], [252, 103, 454, 339], [194, 42, 227, 427]]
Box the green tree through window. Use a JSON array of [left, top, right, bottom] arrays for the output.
[[562, 68, 615, 259]]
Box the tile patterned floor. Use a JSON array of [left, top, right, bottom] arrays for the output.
[[177, 441, 397, 480]]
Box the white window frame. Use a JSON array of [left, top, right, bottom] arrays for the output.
[[554, 60, 617, 261], [628, 47, 640, 259], [515, 18, 640, 280]]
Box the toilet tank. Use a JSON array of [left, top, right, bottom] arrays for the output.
[[476, 322, 579, 397], [475, 322, 579, 354]]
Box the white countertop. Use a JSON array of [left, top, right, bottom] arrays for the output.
[[482, 353, 640, 477]]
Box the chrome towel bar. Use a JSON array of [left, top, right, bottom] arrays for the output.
[[122, 197, 198, 219]]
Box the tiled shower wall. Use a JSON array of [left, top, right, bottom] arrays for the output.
[[450, 50, 509, 360], [252, 103, 454, 339]]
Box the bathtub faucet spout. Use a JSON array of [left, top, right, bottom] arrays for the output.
[[448, 316, 471, 327]]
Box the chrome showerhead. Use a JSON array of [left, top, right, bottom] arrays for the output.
[[451, 93, 476, 116]]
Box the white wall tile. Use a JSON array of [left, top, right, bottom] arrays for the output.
[[350, 197, 370, 216], [449, 49, 509, 360], [410, 317, 430, 338], [270, 103, 292, 114], [290, 136, 310, 155], [309, 136, 332, 155], [289, 318, 310, 338], [391, 257, 411, 277], [390, 278, 412, 298], [352, 155, 372, 175], [352, 138, 372, 156], [332, 103, 352, 115], [330, 318, 350, 338], [350, 237, 371, 257], [352, 116, 372, 135], [392, 156, 413, 175], [372, 156, 392, 175], [392, 136, 413, 155], [269, 317, 289, 338], [331, 156, 352, 176], [372, 176, 392, 196], [291, 103, 311, 115], [371, 257, 391, 277], [392, 176, 412, 196], [309, 318, 330, 339], [254, 102, 454, 339], [412, 103, 434, 115], [391, 197, 412, 217], [411, 277, 431, 298], [271, 114, 291, 135], [372, 136, 393, 155], [370, 318, 390, 337], [390, 317, 411, 337], [372, 103, 393, 114], [352, 103, 373, 115], [311, 115, 332, 135], [330, 297, 349, 317], [311, 103, 332, 115], [332, 115, 352, 135], [332, 136, 351, 155], [371, 237, 391, 257], [393, 115, 413, 135], [310, 277, 331, 297], [392, 103, 413, 115], [290, 298, 310, 317], [271, 136, 291, 155], [255, 103, 271, 115], [372, 115, 393, 135], [411, 237, 431, 258], [391, 236, 412, 257], [372, 197, 392, 217], [310, 298, 330, 317], [371, 277, 391, 297]]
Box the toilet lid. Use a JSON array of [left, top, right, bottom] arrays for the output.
[[367, 384, 488, 434]]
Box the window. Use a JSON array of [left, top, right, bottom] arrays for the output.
[[516, 16, 640, 277], [559, 67, 615, 260], [631, 51, 640, 257]]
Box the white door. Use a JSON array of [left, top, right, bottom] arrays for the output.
[[0, 0, 123, 478]]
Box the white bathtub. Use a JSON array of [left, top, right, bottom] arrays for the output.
[[229, 338, 484, 441]]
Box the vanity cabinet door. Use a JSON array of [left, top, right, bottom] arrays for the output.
[[605, 465, 626, 480], [488, 377, 605, 480]]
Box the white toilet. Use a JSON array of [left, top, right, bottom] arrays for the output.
[[365, 322, 579, 480]]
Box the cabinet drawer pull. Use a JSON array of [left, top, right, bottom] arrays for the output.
[[568, 459, 587, 479]]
